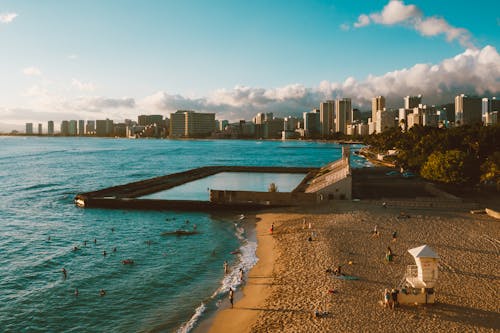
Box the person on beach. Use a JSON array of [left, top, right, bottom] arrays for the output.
[[224, 261, 229, 274], [239, 268, 244, 282], [302, 218, 306, 229], [382, 202, 387, 208], [386, 246, 394, 262], [391, 289, 399, 309], [333, 265, 342, 276], [229, 288, 234, 308], [372, 225, 379, 238], [61, 268, 67, 279], [308, 222, 312, 229], [392, 231, 397, 242], [270, 223, 274, 234], [383, 289, 391, 308]]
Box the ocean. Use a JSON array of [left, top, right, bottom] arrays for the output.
[[0, 137, 370, 332]]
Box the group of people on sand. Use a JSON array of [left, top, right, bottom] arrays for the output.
[[383, 288, 399, 309]]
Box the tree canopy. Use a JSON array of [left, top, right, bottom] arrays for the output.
[[364, 124, 500, 185]]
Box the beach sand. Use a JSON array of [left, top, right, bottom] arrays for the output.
[[207, 200, 499, 332]]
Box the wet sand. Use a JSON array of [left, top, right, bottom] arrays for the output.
[[207, 199, 500, 332]]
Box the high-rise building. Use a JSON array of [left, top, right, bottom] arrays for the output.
[[60, 121, 69, 136], [303, 109, 320, 138], [86, 120, 95, 134], [319, 100, 335, 138], [371, 96, 385, 123], [96, 119, 114, 137], [375, 109, 397, 133], [25, 123, 33, 134], [138, 115, 164, 126], [455, 94, 482, 126], [48, 121, 54, 135], [335, 98, 351, 134], [68, 120, 78, 136], [404, 95, 422, 109], [38, 123, 42, 135], [169, 110, 215, 138], [78, 120, 85, 135]]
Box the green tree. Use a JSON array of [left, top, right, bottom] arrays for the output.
[[480, 152, 500, 190], [420, 150, 472, 184]]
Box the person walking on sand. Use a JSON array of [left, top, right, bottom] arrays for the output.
[[302, 218, 306, 229], [229, 288, 234, 308], [239, 268, 244, 282], [392, 230, 397, 242], [270, 223, 274, 234], [224, 261, 229, 274]]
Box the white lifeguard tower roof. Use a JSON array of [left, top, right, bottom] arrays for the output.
[[408, 245, 439, 259]]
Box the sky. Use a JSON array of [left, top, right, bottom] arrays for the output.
[[0, 0, 499, 131]]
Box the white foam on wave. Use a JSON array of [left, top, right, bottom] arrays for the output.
[[176, 221, 259, 333]]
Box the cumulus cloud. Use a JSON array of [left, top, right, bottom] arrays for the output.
[[6, 46, 500, 125], [22, 66, 42, 76], [353, 0, 474, 49], [0, 12, 17, 23], [141, 46, 500, 120], [70, 97, 136, 112], [71, 78, 95, 91]]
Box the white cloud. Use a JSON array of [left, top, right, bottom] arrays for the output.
[[5, 46, 500, 125], [141, 46, 500, 120], [340, 23, 350, 31], [0, 12, 17, 23], [71, 78, 95, 91], [354, 14, 370, 28], [353, 0, 474, 49], [22, 66, 42, 76]]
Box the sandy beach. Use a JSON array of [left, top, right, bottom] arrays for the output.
[[207, 196, 499, 332]]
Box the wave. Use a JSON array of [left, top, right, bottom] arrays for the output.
[[176, 221, 258, 333]]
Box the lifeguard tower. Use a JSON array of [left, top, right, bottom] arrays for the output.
[[398, 245, 439, 304]]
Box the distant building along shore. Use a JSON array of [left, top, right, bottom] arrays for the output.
[[15, 93, 500, 138]]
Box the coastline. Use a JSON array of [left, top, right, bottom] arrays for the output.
[[204, 212, 286, 333]]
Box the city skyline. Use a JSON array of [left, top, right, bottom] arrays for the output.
[[1, 0, 499, 131]]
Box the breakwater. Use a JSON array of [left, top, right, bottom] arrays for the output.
[[75, 165, 318, 211]]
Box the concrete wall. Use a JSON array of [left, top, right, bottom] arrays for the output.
[[314, 175, 352, 200], [210, 190, 319, 206]]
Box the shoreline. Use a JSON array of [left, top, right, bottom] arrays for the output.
[[204, 212, 285, 333]]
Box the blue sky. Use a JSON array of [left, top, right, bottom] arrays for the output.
[[0, 0, 499, 129]]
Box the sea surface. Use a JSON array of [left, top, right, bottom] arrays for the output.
[[0, 137, 370, 332]]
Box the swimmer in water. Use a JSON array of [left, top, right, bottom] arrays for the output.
[[84, 240, 87, 246], [103, 250, 107, 256], [224, 261, 229, 274], [62, 268, 67, 279], [94, 238, 97, 244], [74, 288, 79, 296], [113, 247, 117, 252], [99, 289, 106, 297]]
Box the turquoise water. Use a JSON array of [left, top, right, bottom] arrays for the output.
[[0, 137, 369, 332], [143, 172, 307, 201]]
